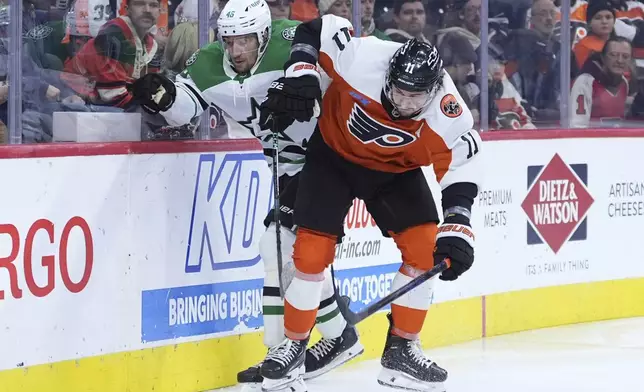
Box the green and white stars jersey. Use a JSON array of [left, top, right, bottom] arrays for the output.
[[161, 19, 314, 177]]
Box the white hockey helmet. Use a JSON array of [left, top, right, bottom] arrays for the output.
[[217, 0, 272, 72]]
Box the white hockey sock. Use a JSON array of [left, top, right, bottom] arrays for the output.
[[315, 268, 346, 340], [260, 223, 297, 348]]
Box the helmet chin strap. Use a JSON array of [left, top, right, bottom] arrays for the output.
[[380, 89, 422, 120]]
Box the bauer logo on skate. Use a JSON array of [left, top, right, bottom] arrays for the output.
[[141, 278, 263, 342], [184, 152, 271, 273], [521, 154, 594, 254]]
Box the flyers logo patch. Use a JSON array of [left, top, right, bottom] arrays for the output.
[[347, 104, 417, 148], [440, 94, 462, 118]]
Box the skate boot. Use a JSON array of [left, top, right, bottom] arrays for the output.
[[237, 361, 263, 392], [304, 323, 365, 379], [261, 337, 309, 391], [377, 314, 447, 392]]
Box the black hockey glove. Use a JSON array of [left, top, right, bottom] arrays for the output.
[[260, 62, 321, 123], [258, 109, 295, 134], [127, 73, 176, 114], [434, 212, 475, 281]]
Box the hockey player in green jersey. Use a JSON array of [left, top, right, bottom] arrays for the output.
[[129, 0, 364, 390]]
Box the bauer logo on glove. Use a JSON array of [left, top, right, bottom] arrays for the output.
[[436, 223, 475, 242], [269, 81, 284, 90], [434, 218, 475, 282]]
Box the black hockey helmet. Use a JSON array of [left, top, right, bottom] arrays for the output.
[[386, 39, 444, 94]]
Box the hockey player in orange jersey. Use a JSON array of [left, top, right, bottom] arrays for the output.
[[256, 14, 483, 392]]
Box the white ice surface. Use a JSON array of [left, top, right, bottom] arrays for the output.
[[216, 317, 644, 392]]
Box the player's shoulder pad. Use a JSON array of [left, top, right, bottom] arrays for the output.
[[358, 36, 403, 66], [272, 18, 301, 42], [320, 14, 355, 37], [185, 41, 224, 69], [367, 36, 403, 52], [421, 70, 474, 147], [180, 42, 228, 89]]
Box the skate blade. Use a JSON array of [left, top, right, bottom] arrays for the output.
[[303, 340, 365, 380], [261, 376, 306, 392], [262, 365, 306, 391], [377, 368, 446, 392], [240, 382, 262, 392]]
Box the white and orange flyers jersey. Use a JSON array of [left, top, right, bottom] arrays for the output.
[[67, 0, 112, 37], [310, 15, 483, 190]]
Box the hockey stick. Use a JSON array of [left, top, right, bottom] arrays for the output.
[[333, 259, 451, 326], [271, 117, 285, 299]]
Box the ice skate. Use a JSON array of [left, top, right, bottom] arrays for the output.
[[304, 323, 364, 379], [377, 314, 447, 391], [261, 337, 309, 391], [238, 361, 263, 392], [238, 359, 307, 392]]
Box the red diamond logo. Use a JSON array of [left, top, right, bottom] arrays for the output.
[[521, 154, 594, 254]]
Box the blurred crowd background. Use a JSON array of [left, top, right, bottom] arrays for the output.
[[1, 0, 643, 144]]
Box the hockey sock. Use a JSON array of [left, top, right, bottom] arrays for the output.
[[285, 228, 337, 340], [259, 223, 296, 347], [262, 285, 286, 347], [389, 223, 438, 339], [314, 268, 346, 339], [390, 268, 435, 339]]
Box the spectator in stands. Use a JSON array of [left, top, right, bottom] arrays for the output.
[[570, 36, 631, 127], [530, 0, 557, 39], [173, 0, 217, 24], [466, 43, 536, 130], [438, 31, 480, 122], [435, 0, 509, 51], [504, 0, 561, 126], [317, 0, 388, 38], [25, 15, 72, 71], [487, 59, 536, 130], [461, 0, 480, 37], [162, 22, 203, 79], [434, 0, 478, 49], [62, 0, 161, 108], [0, 3, 85, 142], [318, 0, 351, 21], [361, 0, 389, 39], [384, 0, 430, 43], [266, 0, 293, 19], [289, 0, 318, 21], [573, 1, 615, 69]]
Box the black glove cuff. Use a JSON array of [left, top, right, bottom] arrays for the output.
[[443, 208, 471, 226]]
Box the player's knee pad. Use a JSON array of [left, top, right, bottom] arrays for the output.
[[293, 227, 337, 275], [391, 222, 438, 271], [260, 223, 297, 290]]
